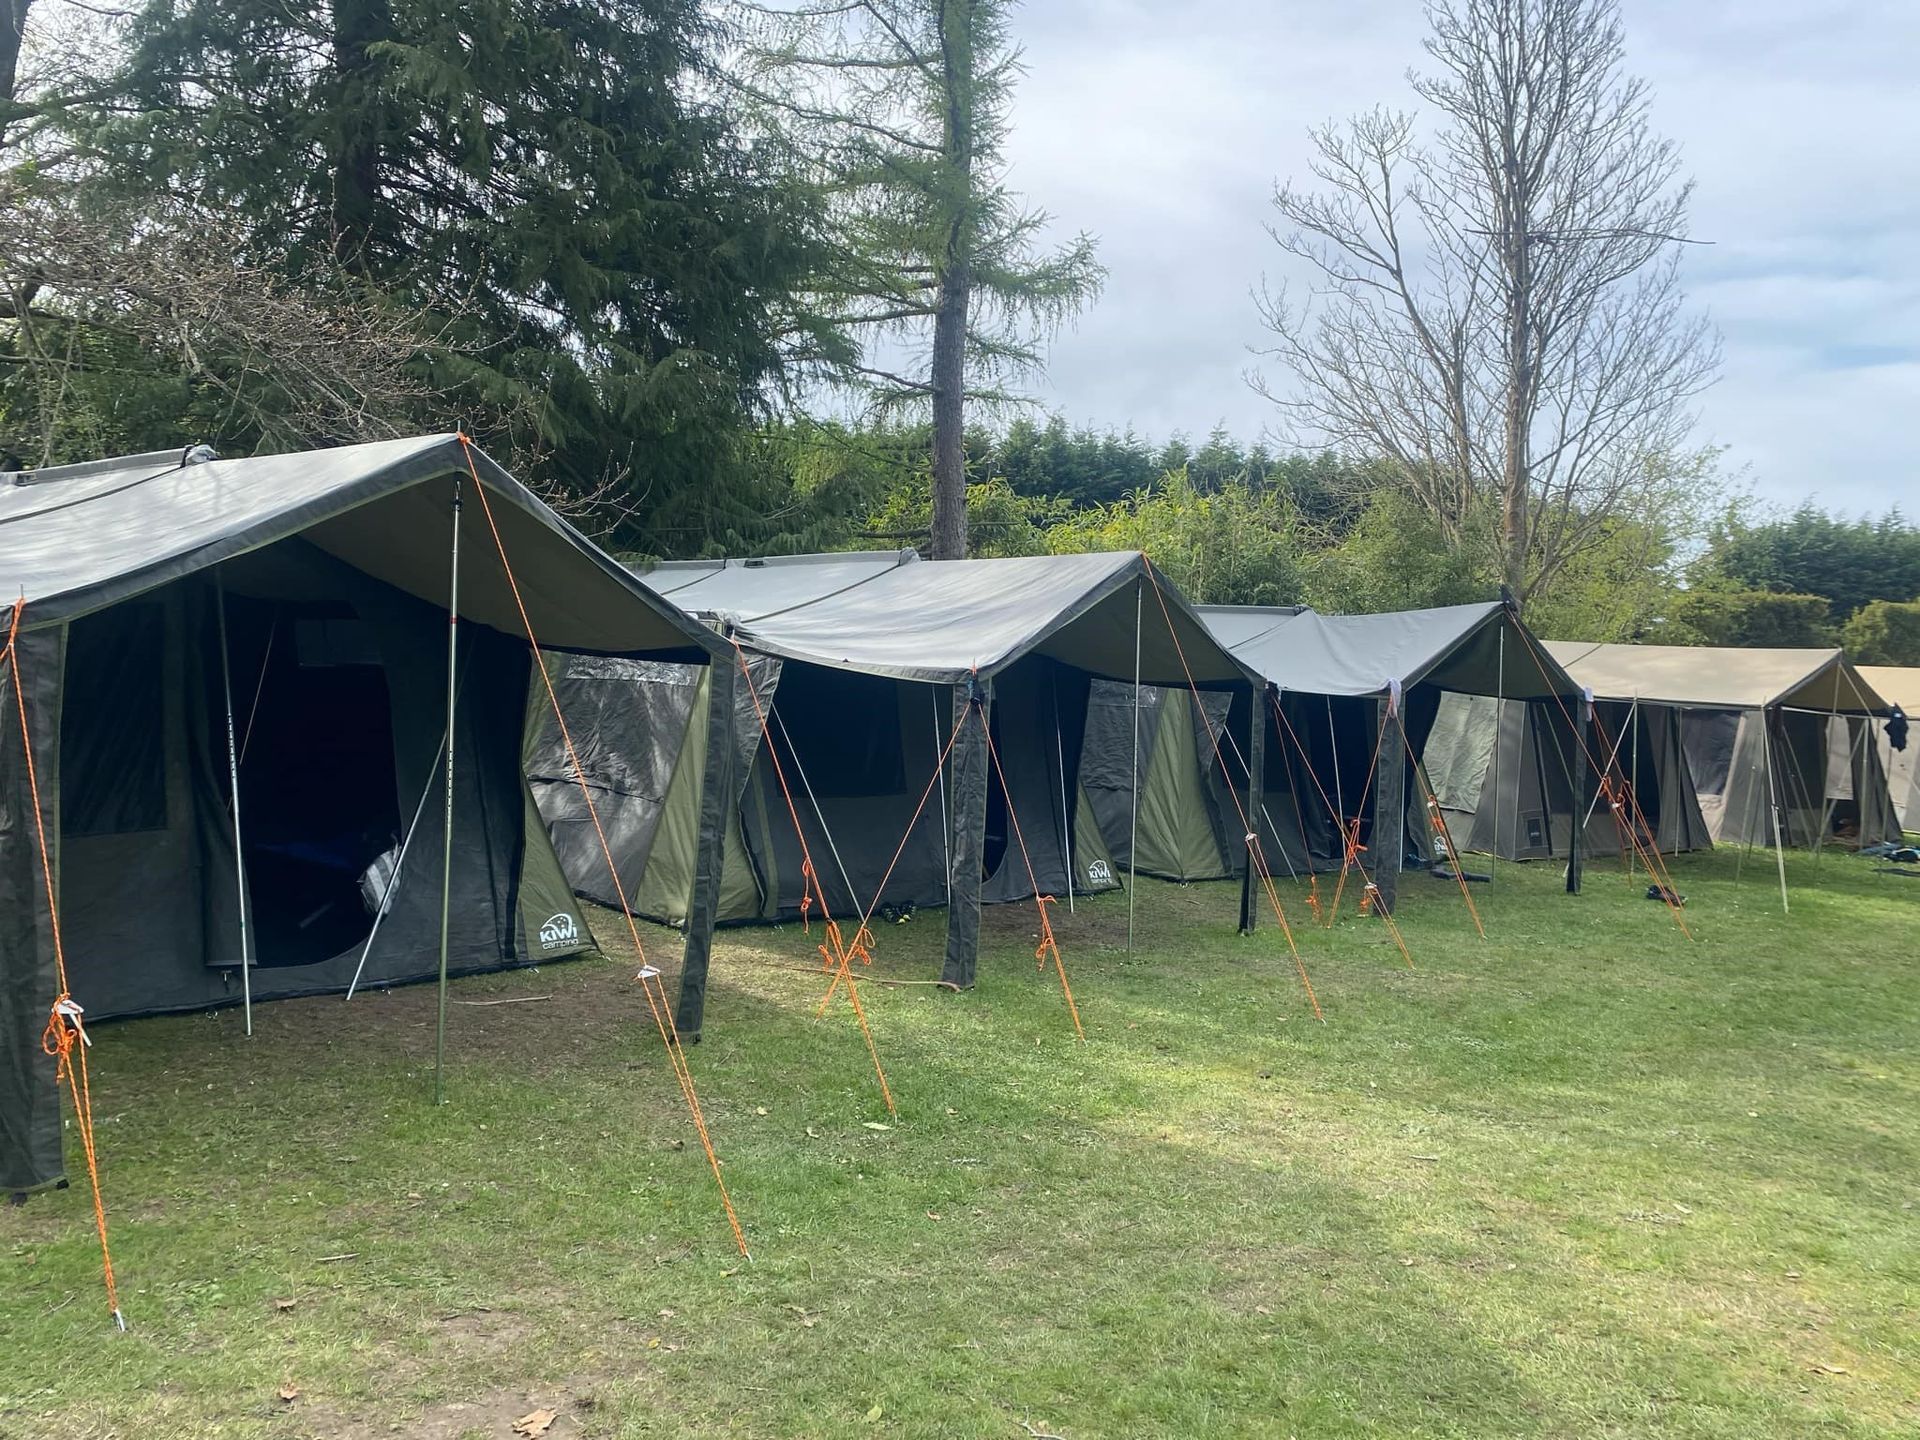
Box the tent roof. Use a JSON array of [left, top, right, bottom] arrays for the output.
[[1858, 665, 1920, 712], [1199, 601, 1575, 699], [1544, 640, 1887, 713], [0, 435, 720, 658], [641, 549, 920, 617], [643, 549, 1251, 686]]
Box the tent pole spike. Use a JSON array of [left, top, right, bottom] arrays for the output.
[[435, 473, 463, 1105], [346, 725, 447, 1001], [214, 570, 254, 1037], [1491, 627, 1504, 879], [1127, 576, 1142, 955], [1054, 667, 1074, 914], [1763, 715, 1789, 915]]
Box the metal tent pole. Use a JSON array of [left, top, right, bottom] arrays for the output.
[[773, 707, 861, 910], [1127, 577, 1142, 955], [1491, 629, 1504, 876], [214, 571, 254, 1037], [1763, 717, 1789, 915], [434, 474, 463, 1105], [932, 686, 951, 907], [346, 725, 447, 1001], [1053, 669, 1074, 914], [1627, 693, 1642, 873]]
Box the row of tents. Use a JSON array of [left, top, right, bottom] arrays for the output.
[[4, 435, 1914, 1197]]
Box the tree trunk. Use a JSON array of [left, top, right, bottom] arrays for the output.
[[928, 0, 974, 562], [1, 0, 31, 136], [929, 257, 970, 560], [330, 0, 395, 271]]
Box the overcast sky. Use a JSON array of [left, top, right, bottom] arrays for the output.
[[997, 0, 1920, 513]]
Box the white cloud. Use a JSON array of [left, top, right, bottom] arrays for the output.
[[997, 0, 1920, 510]]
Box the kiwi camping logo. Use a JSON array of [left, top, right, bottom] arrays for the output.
[[1087, 859, 1113, 884], [538, 913, 580, 949]]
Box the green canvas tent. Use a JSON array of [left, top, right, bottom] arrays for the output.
[[1, 436, 727, 1194], [529, 551, 1258, 1033], [1859, 666, 1919, 833], [1083, 600, 1585, 911]]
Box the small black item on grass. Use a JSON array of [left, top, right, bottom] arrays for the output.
[[1645, 884, 1685, 906], [1431, 866, 1492, 884], [1871, 866, 1920, 878]]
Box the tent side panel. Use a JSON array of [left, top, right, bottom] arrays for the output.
[[0, 624, 67, 1192]]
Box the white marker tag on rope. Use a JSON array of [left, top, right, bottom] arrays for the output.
[[636, 965, 662, 981]]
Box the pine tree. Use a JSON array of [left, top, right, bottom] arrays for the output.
[[737, 0, 1103, 557], [57, 0, 837, 543]]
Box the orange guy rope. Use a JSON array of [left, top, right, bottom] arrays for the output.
[[456, 441, 747, 1255], [8, 599, 124, 1329], [977, 697, 1085, 1041], [725, 642, 896, 1115], [1139, 561, 1322, 1021]]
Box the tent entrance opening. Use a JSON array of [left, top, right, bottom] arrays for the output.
[[218, 597, 402, 968]]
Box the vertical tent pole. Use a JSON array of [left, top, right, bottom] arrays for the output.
[[1627, 693, 1642, 874], [1127, 577, 1142, 955], [434, 473, 463, 1105], [1240, 682, 1264, 934], [1566, 688, 1590, 895], [1491, 628, 1504, 874], [932, 686, 951, 908], [1373, 682, 1405, 915], [347, 726, 447, 1000], [1052, 668, 1074, 914], [1763, 715, 1789, 915], [213, 571, 254, 1037]]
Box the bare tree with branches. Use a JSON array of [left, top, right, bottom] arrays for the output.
[[1254, 0, 1719, 604], [0, 183, 460, 465]]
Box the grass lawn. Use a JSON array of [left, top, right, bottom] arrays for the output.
[[3, 847, 1917, 1438]]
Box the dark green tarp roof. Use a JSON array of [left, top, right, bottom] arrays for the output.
[[2, 434, 721, 659]]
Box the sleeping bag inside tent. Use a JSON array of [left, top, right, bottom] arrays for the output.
[[2, 436, 723, 1193]]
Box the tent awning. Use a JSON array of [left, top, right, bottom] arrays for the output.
[[1199, 601, 1576, 700], [1543, 641, 1888, 713], [648, 550, 1253, 687], [0, 435, 721, 658]]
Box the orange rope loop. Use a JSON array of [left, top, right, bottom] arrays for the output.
[[9, 599, 124, 1328], [1402, 729, 1485, 939], [1138, 560, 1322, 1020], [725, 641, 896, 1114], [456, 442, 746, 1253], [1498, 623, 1693, 939], [977, 699, 1084, 1041]]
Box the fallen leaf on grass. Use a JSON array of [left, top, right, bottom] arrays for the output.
[[513, 1408, 558, 1436], [276, 1383, 300, 1404], [1809, 1363, 1849, 1376], [862, 1122, 892, 1132], [864, 1403, 885, 1423], [270, 1297, 297, 1312], [754, 1106, 769, 1116], [926, 1211, 941, 1221]]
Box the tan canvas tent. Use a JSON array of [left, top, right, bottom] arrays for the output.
[[1858, 666, 1919, 833], [1542, 642, 1898, 850]]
